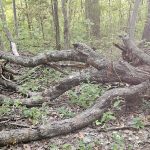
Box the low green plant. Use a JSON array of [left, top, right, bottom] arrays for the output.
[[95, 111, 116, 126], [49, 144, 59, 150], [0, 100, 11, 116], [142, 100, 150, 110], [113, 97, 122, 110], [22, 106, 48, 124], [19, 67, 62, 95], [20, 80, 40, 95], [112, 133, 125, 150], [57, 107, 75, 118], [62, 143, 72, 150], [68, 83, 103, 108], [132, 117, 144, 129], [78, 140, 93, 150]]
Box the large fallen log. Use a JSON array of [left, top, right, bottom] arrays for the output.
[[0, 50, 87, 67], [0, 80, 149, 146], [0, 35, 149, 146], [116, 35, 150, 66]]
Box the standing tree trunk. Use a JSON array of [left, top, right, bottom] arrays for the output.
[[12, 0, 19, 37], [0, 0, 19, 56], [24, 0, 32, 38], [142, 0, 150, 41], [52, 0, 61, 50], [0, 33, 5, 50], [85, 0, 100, 40], [40, 17, 45, 40], [61, 0, 70, 49], [128, 0, 141, 40]]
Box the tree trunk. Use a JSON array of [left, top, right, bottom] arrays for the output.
[[40, 17, 45, 40], [128, 0, 141, 40], [85, 0, 100, 40], [12, 0, 19, 37], [52, 0, 61, 50], [61, 0, 70, 49], [24, 0, 32, 38], [0, 0, 19, 56], [0, 33, 5, 50], [142, 0, 150, 41]]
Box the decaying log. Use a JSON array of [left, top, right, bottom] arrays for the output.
[[0, 50, 87, 67], [0, 35, 149, 146], [0, 80, 149, 146], [42, 64, 150, 100], [120, 35, 150, 66], [0, 94, 44, 107], [0, 78, 18, 91]]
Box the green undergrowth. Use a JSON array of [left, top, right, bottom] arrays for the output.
[[68, 82, 105, 108], [17, 66, 63, 95]]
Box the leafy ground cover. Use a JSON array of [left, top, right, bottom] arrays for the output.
[[0, 62, 150, 150]]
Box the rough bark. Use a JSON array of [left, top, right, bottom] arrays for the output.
[[0, 34, 149, 146], [142, 0, 150, 41], [0, 94, 44, 107], [0, 50, 87, 67], [61, 0, 70, 49], [0, 81, 149, 146], [12, 0, 19, 37], [0, 33, 5, 50], [85, 0, 100, 39], [52, 0, 61, 50], [120, 35, 150, 66], [24, 0, 32, 37], [128, 0, 141, 40]]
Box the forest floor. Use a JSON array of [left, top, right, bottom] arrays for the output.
[[0, 52, 150, 150]]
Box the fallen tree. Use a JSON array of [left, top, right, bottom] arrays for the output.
[[0, 81, 149, 146], [0, 35, 150, 145]]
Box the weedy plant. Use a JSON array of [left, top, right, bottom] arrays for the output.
[[95, 111, 116, 126], [19, 67, 62, 95], [77, 139, 93, 150], [112, 133, 125, 150], [113, 96, 123, 110], [0, 100, 11, 116], [68, 82, 103, 108], [57, 107, 75, 118], [132, 117, 144, 129], [22, 105, 49, 125]]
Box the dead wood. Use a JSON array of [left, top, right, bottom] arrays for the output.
[[120, 35, 150, 66], [0, 78, 18, 91], [0, 94, 44, 107], [0, 80, 149, 146], [0, 50, 87, 67], [42, 65, 150, 100], [0, 35, 149, 146]]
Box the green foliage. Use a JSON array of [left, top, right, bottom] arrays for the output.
[[78, 140, 93, 150], [20, 80, 40, 95], [49, 144, 59, 150], [0, 0, 147, 54], [113, 97, 122, 110], [68, 83, 103, 108], [96, 111, 116, 126], [112, 133, 125, 150], [0, 100, 11, 116], [22, 106, 48, 124], [142, 100, 150, 110], [57, 107, 75, 118], [62, 144, 72, 150], [19, 67, 61, 94], [132, 117, 144, 129]]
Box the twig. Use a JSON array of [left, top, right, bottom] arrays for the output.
[[97, 124, 150, 132]]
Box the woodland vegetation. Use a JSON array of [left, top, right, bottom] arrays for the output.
[[0, 0, 150, 149]]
